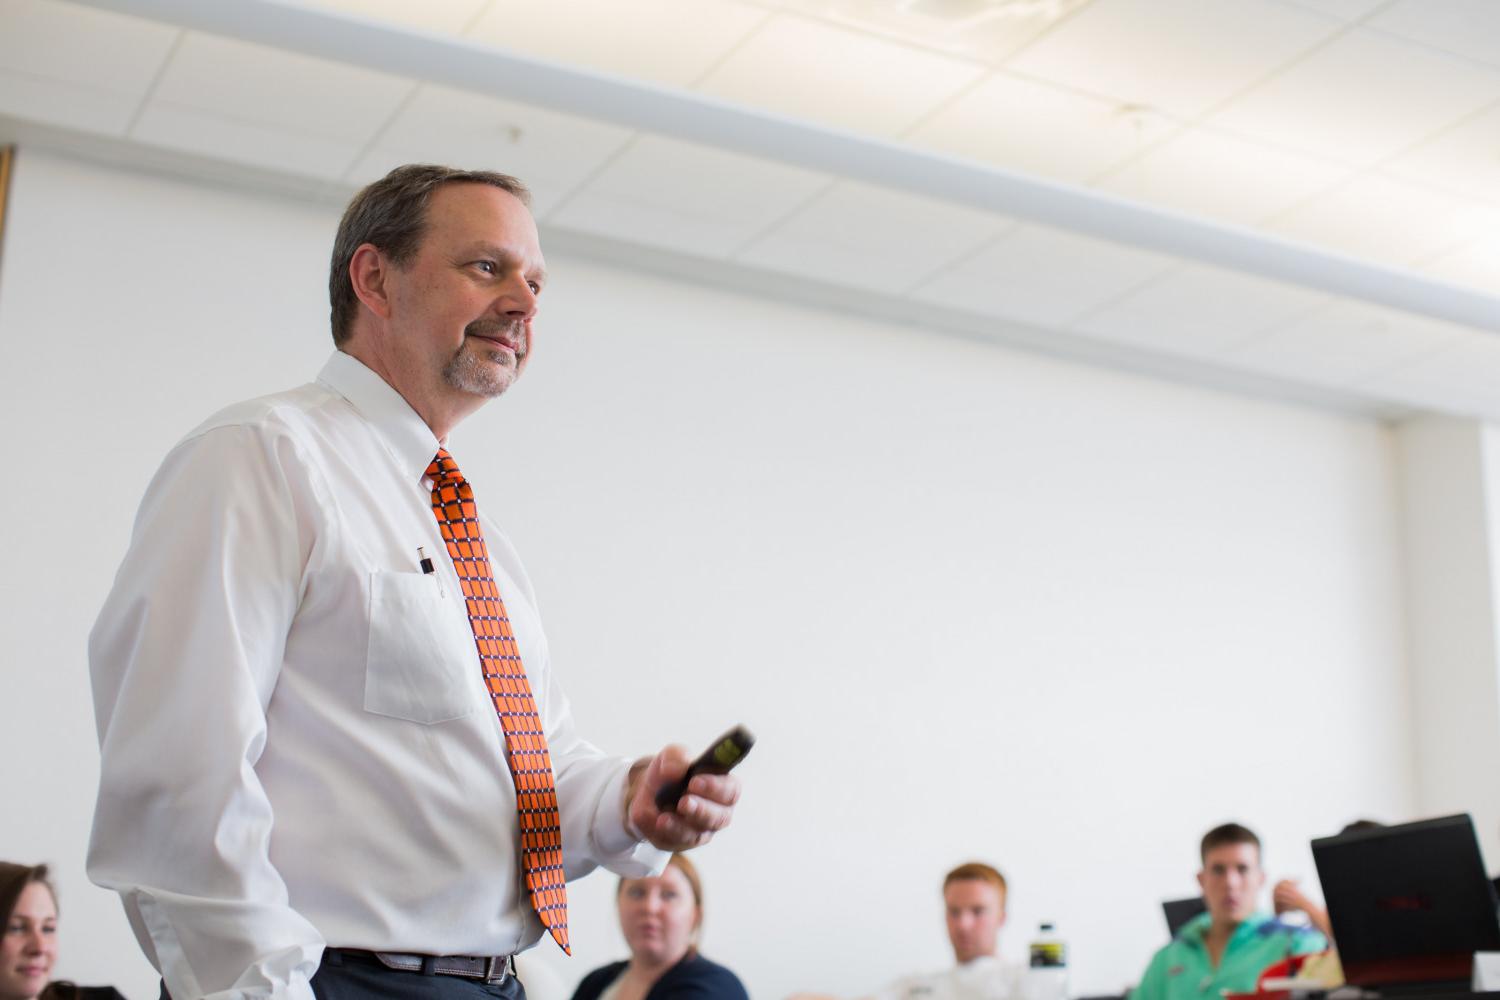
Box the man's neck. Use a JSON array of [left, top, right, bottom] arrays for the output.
[[340, 345, 477, 441]]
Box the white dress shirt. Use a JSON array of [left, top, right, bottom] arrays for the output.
[[869, 957, 1027, 1000], [88, 351, 664, 1000]]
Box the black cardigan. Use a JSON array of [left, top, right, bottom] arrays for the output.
[[569, 954, 749, 1000]]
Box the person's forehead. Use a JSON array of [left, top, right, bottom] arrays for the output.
[[1204, 842, 1260, 867], [424, 182, 540, 247], [945, 878, 1003, 905], [15, 880, 57, 914]]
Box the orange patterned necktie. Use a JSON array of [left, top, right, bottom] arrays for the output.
[[426, 448, 570, 954]]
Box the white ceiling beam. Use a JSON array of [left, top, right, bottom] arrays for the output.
[[73, 0, 1500, 333]]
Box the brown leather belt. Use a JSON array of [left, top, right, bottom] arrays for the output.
[[329, 948, 515, 983]]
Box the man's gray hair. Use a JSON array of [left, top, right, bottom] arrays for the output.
[[329, 164, 531, 345]]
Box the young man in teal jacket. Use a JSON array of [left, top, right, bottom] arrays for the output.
[[1132, 824, 1326, 1000]]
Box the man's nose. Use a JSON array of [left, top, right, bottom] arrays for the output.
[[494, 276, 538, 322]]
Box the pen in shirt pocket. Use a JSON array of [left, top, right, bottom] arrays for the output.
[[418, 546, 444, 598]]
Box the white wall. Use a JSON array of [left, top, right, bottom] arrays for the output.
[[1, 150, 1423, 1000], [1397, 417, 1500, 866]]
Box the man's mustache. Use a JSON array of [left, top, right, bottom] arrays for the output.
[[464, 319, 526, 352]]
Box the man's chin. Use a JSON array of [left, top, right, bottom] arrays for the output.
[[443, 354, 520, 398]]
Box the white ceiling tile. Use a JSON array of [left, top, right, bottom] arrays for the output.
[[350, 84, 634, 216], [1385, 102, 1500, 203], [772, 0, 1088, 64], [1098, 126, 1349, 226], [148, 32, 413, 146], [1224, 301, 1471, 385], [909, 225, 1173, 327], [1421, 237, 1500, 294], [288, 0, 489, 35], [0, 0, 177, 96], [1368, 0, 1500, 70], [466, 0, 768, 89], [734, 180, 1010, 293], [1355, 330, 1500, 416], [0, 69, 141, 134], [697, 13, 985, 138], [131, 104, 363, 180], [1006, 0, 1342, 119], [907, 71, 1177, 184], [547, 135, 830, 258], [1072, 265, 1328, 357], [1210, 28, 1500, 167], [1269, 173, 1498, 268], [1280, 0, 1388, 18]]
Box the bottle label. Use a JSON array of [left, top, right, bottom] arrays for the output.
[[1030, 942, 1067, 968]]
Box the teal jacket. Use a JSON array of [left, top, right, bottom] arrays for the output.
[[1131, 912, 1327, 1000]]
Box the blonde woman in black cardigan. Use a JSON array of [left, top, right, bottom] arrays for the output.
[[570, 855, 748, 1000]]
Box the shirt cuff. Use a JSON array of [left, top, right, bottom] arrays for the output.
[[592, 761, 669, 877]]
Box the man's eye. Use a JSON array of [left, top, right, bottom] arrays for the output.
[[527, 280, 540, 294], [473, 261, 495, 274]]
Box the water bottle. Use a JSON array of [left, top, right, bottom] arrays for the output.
[[1027, 922, 1069, 1000]]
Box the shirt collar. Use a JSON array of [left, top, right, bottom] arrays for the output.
[[1180, 911, 1275, 947], [316, 350, 442, 483]]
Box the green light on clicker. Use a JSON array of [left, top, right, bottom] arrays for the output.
[[713, 740, 741, 766]]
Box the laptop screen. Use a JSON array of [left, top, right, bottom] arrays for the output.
[[1312, 814, 1500, 990]]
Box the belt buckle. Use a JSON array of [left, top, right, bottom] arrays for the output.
[[483, 955, 507, 982]]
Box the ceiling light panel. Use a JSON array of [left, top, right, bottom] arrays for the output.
[[734, 179, 1010, 293], [1269, 173, 1497, 269], [148, 32, 413, 144], [547, 135, 830, 258], [1209, 28, 1500, 167], [286, 0, 489, 35], [466, 0, 769, 89], [1072, 265, 1328, 358], [1006, 0, 1343, 120], [1097, 127, 1349, 227], [1421, 237, 1500, 293], [1385, 103, 1500, 204], [1223, 301, 1472, 386], [910, 224, 1173, 327], [770, 0, 1087, 64], [0, 0, 177, 133], [349, 83, 634, 215], [696, 13, 985, 138], [907, 70, 1177, 184], [1367, 0, 1500, 71]]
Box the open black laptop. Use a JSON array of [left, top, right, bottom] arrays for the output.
[[1312, 814, 1500, 993]]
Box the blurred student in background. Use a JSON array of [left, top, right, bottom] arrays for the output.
[[789, 861, 1023, 1000], [1, 863, 124, 1000], [570, 854, 747, 1000], [1131, 825, 1325, 1000]]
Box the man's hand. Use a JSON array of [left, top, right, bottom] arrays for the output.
[[1272, 878, 1314, 915], [626, 744, 741, 851]]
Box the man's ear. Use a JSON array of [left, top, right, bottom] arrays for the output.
[[1196, 870, 1207, 893], [349, 243, 395, 321]]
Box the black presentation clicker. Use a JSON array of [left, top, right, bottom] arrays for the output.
[[654, 725, 755, 813]]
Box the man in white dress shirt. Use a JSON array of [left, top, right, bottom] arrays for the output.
[[86, 164, 740, 1000]]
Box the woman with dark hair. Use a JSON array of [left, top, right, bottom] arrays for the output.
[[0, 864, 124, 1000], [570, 854, 747, 1000]]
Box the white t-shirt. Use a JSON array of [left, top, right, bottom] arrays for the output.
[[869, 957, 1027, 1000]]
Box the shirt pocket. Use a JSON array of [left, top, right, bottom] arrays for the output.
[[365, 570, 478, 724]]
